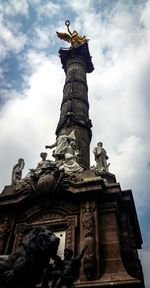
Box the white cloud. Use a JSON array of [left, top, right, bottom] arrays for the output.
[[109, 136, 150, 206], [29, 25, 57, 50], [33, 27, 50, 48], [0, 24, 26, 58], [64, 0, 93, 13], [0, 7, 27, 60], [141, 0, 150, 33], [36, 1, 61, 17], [0, 0, 29, 17], [0, 51, 64, 190]]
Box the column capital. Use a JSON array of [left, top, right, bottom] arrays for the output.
[[59, 42, 94, 73]]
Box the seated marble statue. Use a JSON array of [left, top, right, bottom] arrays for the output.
[[45, 130, 75, 165], [93, 142, 109, 172], [11, 158, 25, 185], [25, 152, 54, 180], [56, 20, 87, 47], [59, 140, 83, 174]]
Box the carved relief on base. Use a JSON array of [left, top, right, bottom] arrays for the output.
[[80, 201, 97, 280], [0, 215, 11, 254]]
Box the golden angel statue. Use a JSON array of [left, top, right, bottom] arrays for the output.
[[56, 20, 88, 47]]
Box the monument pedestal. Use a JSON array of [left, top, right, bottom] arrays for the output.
[[0, 169, 144, 287]]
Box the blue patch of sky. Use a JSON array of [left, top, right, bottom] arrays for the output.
[[94, 0, 119, 13], [0, 98, 5, 107], [1, 0, 89, 105], [140, 211, 150, 232], [139, 209, 150, 250], [1, 54, 24, 92], [61, 10, 77, 23], [0, 4, 47, 97], [94, 0, 147, 10], [0, 2, 77, 103], [93, 0, 147, 21], [13, 4, 37, 34]]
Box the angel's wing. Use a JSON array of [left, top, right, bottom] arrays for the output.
[[56, 31, 71, 43]]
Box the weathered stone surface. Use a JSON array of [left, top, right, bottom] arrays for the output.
[[56, 43, 94, 169]]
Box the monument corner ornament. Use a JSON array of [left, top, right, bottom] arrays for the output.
[[0, 20, 145, 288]]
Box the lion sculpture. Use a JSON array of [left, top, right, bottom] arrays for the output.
[[0, 226, 60, 288]]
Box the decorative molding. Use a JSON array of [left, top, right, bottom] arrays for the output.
[[13, 214, 77, 255], [0, 215, 10, 254], [80, 201, 97, 280], [66, 216, 77, 251]]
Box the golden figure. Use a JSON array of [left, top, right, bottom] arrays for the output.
[[56, 20, 87, 47]]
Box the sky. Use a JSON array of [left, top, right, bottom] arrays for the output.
[[0, 0, 150, 286]]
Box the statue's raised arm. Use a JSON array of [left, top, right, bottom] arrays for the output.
[[56, 20, 88, 47]]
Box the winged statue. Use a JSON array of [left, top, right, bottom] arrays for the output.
[[56, 20, 88, 47]]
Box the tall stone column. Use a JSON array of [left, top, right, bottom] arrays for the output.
[[56, 43, 94, 168]]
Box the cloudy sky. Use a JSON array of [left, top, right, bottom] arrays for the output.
[[0, 0, 150, 286]]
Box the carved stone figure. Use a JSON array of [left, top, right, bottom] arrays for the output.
[[0, 217, 10, 255], [45, 130, 75, 165], [28, 152, 53, 179], [36, 152, 50, 169], [0, 226, 60, 288], [81, 202, 96, 280], [93, 142, 109, 172], [56, 20, 87, 47], [81, 207, 95, 238], [43, 247, 86, 288], [59, 140, 83, 174], [11, 158, 25, 185]]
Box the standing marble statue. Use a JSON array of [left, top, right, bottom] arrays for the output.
[[93, 142, 109, 172], [11, 158, 25, 185]]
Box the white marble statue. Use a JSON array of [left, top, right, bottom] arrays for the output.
[[26, 152, 53, 179], [59, 140, 83, 174], [93, 142, 109, 172], [45, 130, 75, 165], [11, 158, 25, 185]]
